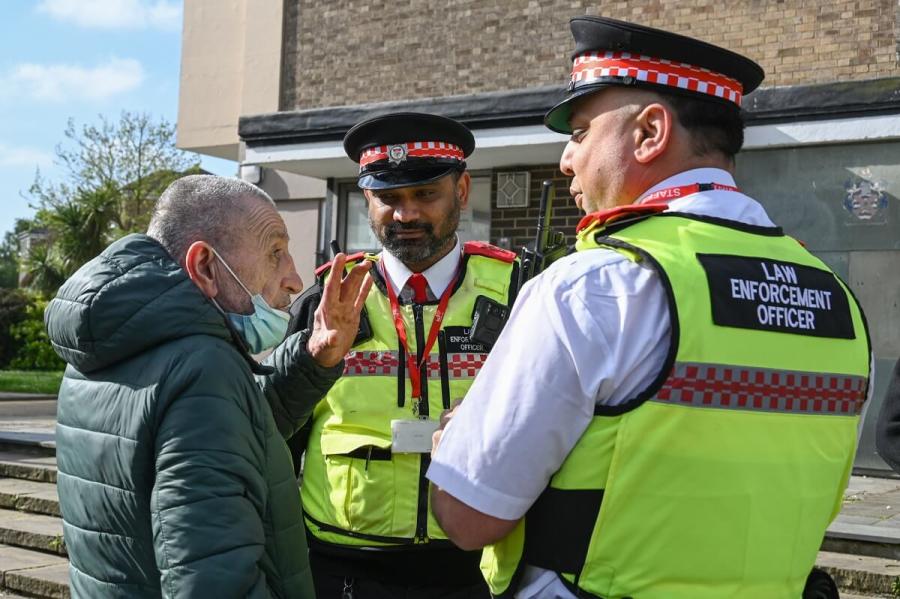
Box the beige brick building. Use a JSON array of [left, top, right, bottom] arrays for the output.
[[178, 0, 900, 471], [281, 0, 899, 109]]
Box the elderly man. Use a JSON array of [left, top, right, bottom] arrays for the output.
[[289, 113, 517, 598], [45, 175, 371, 598], [427, 17, 870, 599]]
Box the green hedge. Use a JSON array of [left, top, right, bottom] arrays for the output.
[[9, 298, 65, 371]]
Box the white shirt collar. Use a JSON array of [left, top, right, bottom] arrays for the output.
[[637, 167, 775, 227], [381, 237, 462, 298], [636, 168, 737, 204]]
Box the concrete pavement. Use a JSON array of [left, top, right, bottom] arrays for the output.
[[0, 394, 55, 402], [0, 401, 55, 450]]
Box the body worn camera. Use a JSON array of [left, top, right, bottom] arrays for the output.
[[469, 295, 510, 350]]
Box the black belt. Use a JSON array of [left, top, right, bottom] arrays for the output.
[[344, 446, 393, 461]]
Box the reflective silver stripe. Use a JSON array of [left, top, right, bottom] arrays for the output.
[[653, 362, 867, 415], [343, 351, 486, 379]]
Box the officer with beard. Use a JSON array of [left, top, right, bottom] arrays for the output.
[[288, 112, 519, 598]]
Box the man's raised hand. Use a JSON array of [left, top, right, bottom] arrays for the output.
[[306, 254, 374, 367]]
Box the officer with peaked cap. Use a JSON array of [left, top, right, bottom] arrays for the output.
[[427, 16, 871, 599], [288, 112, 519, 598]]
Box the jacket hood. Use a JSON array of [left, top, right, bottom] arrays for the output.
[[45, 234, 231, 373]]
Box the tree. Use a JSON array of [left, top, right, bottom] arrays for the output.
[[0, 288, 30, 367], [19, 243, 64, 297], [0, 231, 20, 289], [20, 112, 201, 296], [0, 220, 33, 289], [29, 111, 200, 237]]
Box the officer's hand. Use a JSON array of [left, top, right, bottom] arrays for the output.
[[306, 254, 373, 367], [431, 399, 463, 456]]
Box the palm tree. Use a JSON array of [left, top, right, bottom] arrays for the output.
[[19, 243, 64, 297]]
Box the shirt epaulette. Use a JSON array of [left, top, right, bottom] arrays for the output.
[[462, 241, 517, 263], [314, 251, 369, 278], [576, 204, 667, 234]]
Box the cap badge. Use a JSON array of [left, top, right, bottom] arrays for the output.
[[388, 144, 408, 165]]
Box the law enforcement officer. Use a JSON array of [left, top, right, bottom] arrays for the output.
[[289, 112, 518, 598], [427, 17, 871, 599]]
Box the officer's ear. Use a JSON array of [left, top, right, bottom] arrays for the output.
[[632, 102, 672, 165], [454, 171, 471, 210], [184, 241, 220, 300]]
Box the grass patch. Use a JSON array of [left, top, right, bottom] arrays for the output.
[[0, 370, 64, 395]]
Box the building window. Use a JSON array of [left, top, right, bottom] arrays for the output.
[[344, 189, 379, 252], [458, 175, 491, 243], [495, 171, 531, 208]]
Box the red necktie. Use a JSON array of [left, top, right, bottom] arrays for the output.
[[408, 273, 429, 303]]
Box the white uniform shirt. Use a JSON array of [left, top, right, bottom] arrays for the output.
[[381, 237, 462, 301], [426, 168, 778, 599]]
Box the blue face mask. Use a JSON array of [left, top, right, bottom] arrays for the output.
[[210, 248, 290, 354]]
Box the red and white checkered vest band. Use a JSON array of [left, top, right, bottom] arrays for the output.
[[571, 51, 744, 107], [359, 141, 465, 171]]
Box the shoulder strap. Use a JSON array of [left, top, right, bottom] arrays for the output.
[[313, 251, 368, 278], [463, 240, 516, 263]]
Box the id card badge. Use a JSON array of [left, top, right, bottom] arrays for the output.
[[391, 419, 440, 454]]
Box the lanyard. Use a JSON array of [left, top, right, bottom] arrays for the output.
[[381, 263, 457, 408], [639, 182, 739, 205]]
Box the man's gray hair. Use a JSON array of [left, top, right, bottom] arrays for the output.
[[147, 175, 275, 262]]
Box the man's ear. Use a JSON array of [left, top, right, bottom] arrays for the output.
[[184, 241, 219, 299], [455, 171, 471, 210], [633, 103, 673, 164]]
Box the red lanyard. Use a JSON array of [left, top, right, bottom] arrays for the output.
[[639, 182, 739, 205], [381, 263, 457, 403]]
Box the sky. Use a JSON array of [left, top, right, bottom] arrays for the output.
[[0, 0, 235, 238]]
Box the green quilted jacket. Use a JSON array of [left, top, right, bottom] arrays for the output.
[[46, 234, 340, 598]]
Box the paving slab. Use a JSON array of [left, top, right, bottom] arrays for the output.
[[4, 562, 69, 599], [824, 476, 900, 558], [0, 479, 59, 517], [0, 433, 55, 451], [0, 544, 67, 574], [817, 551, 900, 597], [0, 544, 67, 598], [0, 511, 64, 555], [0, 453, 56, 484]]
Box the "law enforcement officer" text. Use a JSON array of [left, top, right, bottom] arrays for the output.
[[728, 262, 834, 331]]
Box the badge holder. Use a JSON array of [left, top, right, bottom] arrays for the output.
[[391, 414, 439, 453]]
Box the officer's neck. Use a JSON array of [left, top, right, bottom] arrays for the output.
[[402, 238, 457, 273]]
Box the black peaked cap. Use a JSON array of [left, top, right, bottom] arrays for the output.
[[344, 112, 475, 190], [545, 16, 765, 133]]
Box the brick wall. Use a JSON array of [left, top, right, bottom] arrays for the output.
[[281, 0, 900, 111], [490, 166, 581, 252]]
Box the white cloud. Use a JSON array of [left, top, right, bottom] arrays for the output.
[[3, 58, 145, 103], [0, 143, 53, 169], [36, 0, 181, 31]]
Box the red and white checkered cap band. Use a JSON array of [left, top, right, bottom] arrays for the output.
[[359, 141, 465, 170], [571, 51, 744, 107]]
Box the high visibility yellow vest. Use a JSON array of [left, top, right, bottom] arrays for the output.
[[302, 243, 517, 549], [483, 213, 870, 599]]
